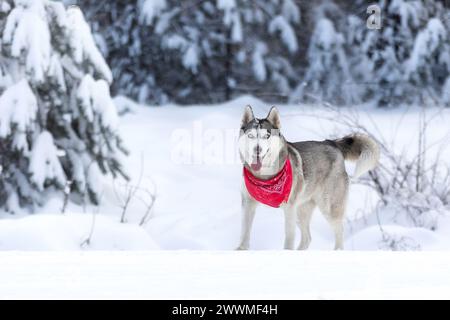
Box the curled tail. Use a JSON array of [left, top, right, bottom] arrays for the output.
[[334, 134, 380, 178]]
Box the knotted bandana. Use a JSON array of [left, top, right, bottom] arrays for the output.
[[243, 158, 293, 208]]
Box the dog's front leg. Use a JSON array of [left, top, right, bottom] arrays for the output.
[[237, 194, 257, 250], [283, 205, 297, 250]]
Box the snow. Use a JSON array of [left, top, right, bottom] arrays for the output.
[[230, 11, 243, 43], [217, 0, 243, 43], [313, 18, 344, 51], [2, 95, 450, 297], [48, 53, 67, 92], [162, 35, 199, 74], [154, 8, 178, 35], [2, 95, 450, 251], [292, 18, 356, 104], [106, 96, 450, 252], [139, 0, 167, 26], [2, 1, 112, 85], [2, 0, 50, 83], [252, 42, 267, 82], [268, 16, 298, 53], [29, 131, 66, 190], [1, 251, 450, 299], [0, 1, 11, 13], [182, 45, 199, 74], [0, 0, 126, 217], [407, 18, 446, 75], [164, 34, 188, 50], [66, 5, 112, 83], [389, 0, 422, 29], [217, 0, 236, 23], [271, 71, 290, 96], [0, 79, 37, 138], [282, 0, 300, 24], [0, 213, 158, 251], [77, 74, 119, 129], [2, 95, 446, 252]]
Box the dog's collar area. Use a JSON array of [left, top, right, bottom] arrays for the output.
[[243, 158, 293, 208]]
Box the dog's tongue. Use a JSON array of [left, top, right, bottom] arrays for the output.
[[250, 157, 262, 171]]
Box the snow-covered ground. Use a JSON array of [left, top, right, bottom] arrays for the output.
[[1, 251, 450, 299], [0, 213, 158, 250], [1, 95, 450, 298], [115, 95, 450, 251], [2, 96, 450, 251]]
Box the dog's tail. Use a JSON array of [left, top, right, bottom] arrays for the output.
[[334, 134, 380, 178]]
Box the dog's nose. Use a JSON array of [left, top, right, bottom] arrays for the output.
[[254, 145, 261, 155]]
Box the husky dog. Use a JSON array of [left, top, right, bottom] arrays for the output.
[[237, 105, 379, 250]]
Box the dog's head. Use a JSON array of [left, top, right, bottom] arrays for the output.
[[238, 105, 285, 173]]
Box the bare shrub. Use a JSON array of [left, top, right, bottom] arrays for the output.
[[112, 154, 157, 225]]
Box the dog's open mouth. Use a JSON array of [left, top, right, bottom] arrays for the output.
[[250, 154, 264, 171], [250, 160, 262, 171]]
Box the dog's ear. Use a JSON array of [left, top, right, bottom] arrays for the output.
[[266, 106, 281, 129], [241, 105, 255, 127]]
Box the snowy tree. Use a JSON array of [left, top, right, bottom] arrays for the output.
[[341, 12, 377, 103], [355, 0, 449, 107], [292, 0, 449, 107], [406, 17, 447, 102], [67, 0, 449, 107], [0, 0, 127, 212], [73, 0, 226, 104], [291, 4, 358, 106], [73, 0, 301, 104], [230, 0, 301, 101]]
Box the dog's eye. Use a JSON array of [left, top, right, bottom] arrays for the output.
[[262, 133, 270, 139], [248, 133, 255, 139]]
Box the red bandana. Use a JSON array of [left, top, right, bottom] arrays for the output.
[[243, 158, 293, 208]]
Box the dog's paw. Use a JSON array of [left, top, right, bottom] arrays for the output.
[[235, 245, 249, 251], [297, 243, 310, 250]]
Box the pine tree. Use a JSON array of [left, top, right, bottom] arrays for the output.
[[76, 0, 301, 105], [294, 0, 450, 107], [291, 2, 358, 105], [356, 0, 449, 107], [0, 0, 127, 212], [228, 0, 301, 102], [77, 0, 223, 104]]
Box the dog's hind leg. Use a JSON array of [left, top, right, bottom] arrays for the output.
[[330, 188, 347, 250], [316, 176, 348, 250], [317, 197, 347, 250], [296, 200, 315, 250], [330, 218, 344, 250]]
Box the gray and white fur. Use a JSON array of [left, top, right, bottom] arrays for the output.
[[237, 105, 380, 250]]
